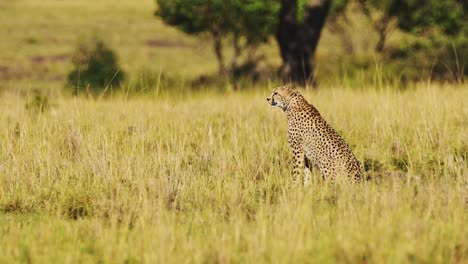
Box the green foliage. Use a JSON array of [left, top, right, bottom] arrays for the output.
[[297, 0, 307, 23], [155, 0, 279, 44], [67, 39, 125, 94], [396, 0, 466, 35], [233, 1, 280, 44], [366, 0, 467, 35], [297, 0, 348, 21], [383, 35, 468, 82], [330, 0, 349, 16]]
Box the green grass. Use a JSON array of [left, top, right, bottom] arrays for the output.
[[1, 84, 467, 263]]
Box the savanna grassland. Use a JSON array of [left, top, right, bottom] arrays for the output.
[[1, 85, 467, 263], [0, 0, 468, 263]]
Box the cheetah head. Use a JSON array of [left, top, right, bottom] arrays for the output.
[[266, 85, 298, 111]]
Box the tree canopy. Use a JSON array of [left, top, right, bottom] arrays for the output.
[[155, 0, 279, 75]]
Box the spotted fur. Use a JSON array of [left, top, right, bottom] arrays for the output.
[[267, 85, 361, 183]]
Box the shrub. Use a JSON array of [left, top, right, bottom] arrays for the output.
[[67, 39, 125, 95], [25, 89, 50, 113], [384, 36, 468, 82]]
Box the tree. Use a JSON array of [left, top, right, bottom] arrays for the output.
[[155, 0, 279, 76], [358, 0, 468, 52], [276, 0, 333, 87], [156, 0, 348, 86]]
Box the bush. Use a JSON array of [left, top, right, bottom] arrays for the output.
[[25, 89, 50, 113], [384, 36, 468, 82], [67, 39, 125, 95], [434, 37, 468, 82]]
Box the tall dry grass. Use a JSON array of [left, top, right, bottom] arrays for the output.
[[0, 83, 467, 263]]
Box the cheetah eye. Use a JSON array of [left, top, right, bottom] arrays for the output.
[[273, 92, 278, 96]]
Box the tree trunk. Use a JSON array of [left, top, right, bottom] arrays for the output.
[[276, 0, 331, 87], [212, 30, 227, 76], [230, 32, 242, 72], [229, 33, 242, 89], [374, 16, 390, 53]]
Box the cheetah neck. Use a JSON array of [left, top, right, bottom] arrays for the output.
[[285, 95, 319, 114], [286, 94, 311, 112]]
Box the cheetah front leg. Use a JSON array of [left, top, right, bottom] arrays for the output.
[[303, 156, 313, 186], [290, 147, 305, 185], [288, 126, 304, 185]]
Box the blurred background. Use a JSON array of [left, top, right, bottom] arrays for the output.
[[0, 0, 466, 95]]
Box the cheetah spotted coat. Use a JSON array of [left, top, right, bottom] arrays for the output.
[[267, 86, 361, 183]]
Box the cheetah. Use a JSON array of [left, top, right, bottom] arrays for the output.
[[267, 85, 361, 184]]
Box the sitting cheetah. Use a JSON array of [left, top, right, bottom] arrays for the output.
[[267, 85, 361, 183]]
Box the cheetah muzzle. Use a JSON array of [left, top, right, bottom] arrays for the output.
[[267, 85, 362, 184]]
